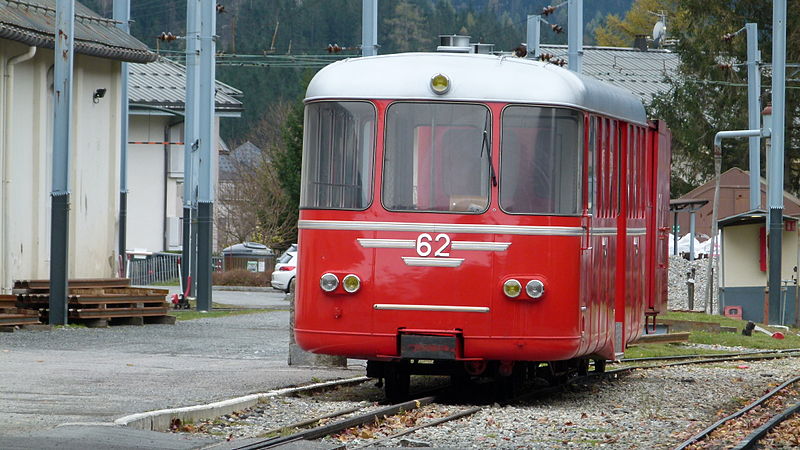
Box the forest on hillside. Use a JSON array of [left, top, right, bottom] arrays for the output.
[[82, 0, 633, 145]]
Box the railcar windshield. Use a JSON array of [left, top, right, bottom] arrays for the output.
[[500, 106, 582, 215], [300, 101, 375, 210], [382, 103, 490, 213]]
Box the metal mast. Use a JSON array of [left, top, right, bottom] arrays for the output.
[[196, 0, 217, 311], [362, 0, 378, 56], [50, 0, 75, 325], [767, 0, 787, 323], [114, 0, 130, 275], [567, 0, 582, 73], [182, 0, 200, 301]]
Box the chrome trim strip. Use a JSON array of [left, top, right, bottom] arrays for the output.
[[591, 228, 617, 236], [627, 228, 647, 236], [299, 219, 583, 236], [357, 238, 415, 249], [451, 241, 511, 251], [402, 257, 464, 267], [374, 304, 490, 313]]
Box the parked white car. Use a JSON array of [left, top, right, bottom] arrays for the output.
[[271, 250, 297, 293]]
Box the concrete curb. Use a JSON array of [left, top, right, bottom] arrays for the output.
[[113, 376, 369, 431]]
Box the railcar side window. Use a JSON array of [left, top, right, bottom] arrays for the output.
[[500, 107, 582, 215], [300, 101, 375, 210], [382, 103, 490, 213]]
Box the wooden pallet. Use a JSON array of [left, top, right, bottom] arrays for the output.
[[13, 278, 173, 326]]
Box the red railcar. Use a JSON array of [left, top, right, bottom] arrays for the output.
[[294, 50, 670, 398]]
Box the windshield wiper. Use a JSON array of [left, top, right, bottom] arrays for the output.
[[480, 113, 497, 187]]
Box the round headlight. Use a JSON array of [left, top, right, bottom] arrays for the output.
[[503, 279, 522, 298], [526, 279, 545, 298], [430, 73, 450, 94], [342, 274, 361, 293], [320, 273, 339, 292]]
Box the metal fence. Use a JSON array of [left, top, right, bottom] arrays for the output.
[[126, 253, 181, 286], [126, 253, 226, 286]]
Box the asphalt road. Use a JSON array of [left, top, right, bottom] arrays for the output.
[[0, 289, 359, 448]]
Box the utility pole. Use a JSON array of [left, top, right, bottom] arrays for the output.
[[361, 0, 378, 57], [182, 0, 200, 300], [50, 0, 75, 325], [196, 0, 216, 311], [767, 0, 787, 324], [567, 0, 582, 73], [114, 0, 130, 276], [526, 15, 541, 59], [745, 23, 761, 210]]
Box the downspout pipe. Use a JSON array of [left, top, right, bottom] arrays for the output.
[[707, 128, 767, 313], [2, 46, 37, 293]]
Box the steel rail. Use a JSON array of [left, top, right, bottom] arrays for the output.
[[352, 406, 483, 449], [616, 348, 800, 363], [233, 396, 437, 450], [732, 400, 800, 449], [673, 375, 800, 450]]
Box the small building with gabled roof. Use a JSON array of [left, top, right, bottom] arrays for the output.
[[126, 58, 243, 253]]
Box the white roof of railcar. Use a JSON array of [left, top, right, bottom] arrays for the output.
[[305, 52, 647, 125]]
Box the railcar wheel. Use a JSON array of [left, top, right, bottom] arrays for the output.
[[384, 363, 410, 402], [593, 358, 607, 373]]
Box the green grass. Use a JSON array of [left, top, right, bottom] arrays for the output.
[[170, 308, 274, 321], [624, 311, 800, 358]]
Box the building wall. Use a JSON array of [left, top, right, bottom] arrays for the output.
[[126, 115, 221, 253], [0, 41, 121, 291], [721, 222, 799, 288]]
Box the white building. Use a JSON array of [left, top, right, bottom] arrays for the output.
[[0, 0, 156, 292], [127, 58, 243, 253]]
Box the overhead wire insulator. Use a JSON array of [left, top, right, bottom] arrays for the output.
[[551, 24, 564, 34], [158, 32, 177, 42], [717, 63, 733, 70], [326, 44, 342, 53], [542, 6, 556, 16], [216, 4, 226, 13], [514, 45, 527, 58], [722, 33, 735, 42]]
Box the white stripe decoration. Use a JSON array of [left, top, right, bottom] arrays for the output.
[[402, 257, 464, 267], [373, 304, 490, 313]]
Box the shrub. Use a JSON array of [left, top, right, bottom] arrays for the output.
[[212, 269, 269, 287]]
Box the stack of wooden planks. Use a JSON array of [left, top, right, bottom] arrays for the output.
[[13, 278, 175, 327], [0, 294, 41, 328]]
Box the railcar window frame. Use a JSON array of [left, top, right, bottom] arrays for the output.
[[381, 101, 492, 214], [498, 104, 583, 216], [300, 100, 377, 211]]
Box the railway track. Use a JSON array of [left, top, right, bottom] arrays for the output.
[[183, 351, 800, 448], [675, 374, 800, 449]]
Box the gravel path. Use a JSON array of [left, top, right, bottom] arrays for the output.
[[182, 355, 800, 449]]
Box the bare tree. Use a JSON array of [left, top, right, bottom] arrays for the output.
[[215, 102, 297, 251]]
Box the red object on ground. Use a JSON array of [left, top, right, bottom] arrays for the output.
[[772, 332, 785, 340], [723, 305, 743, 320]]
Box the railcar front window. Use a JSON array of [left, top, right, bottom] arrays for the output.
[[301, 102, 375, 210], [500, 107, 582, 215], [383, 103, 490, 213]]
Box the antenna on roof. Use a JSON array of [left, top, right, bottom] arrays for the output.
[[649, 10, 667, 49]]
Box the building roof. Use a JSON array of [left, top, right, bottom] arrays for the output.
[[306, 52, 647, 125], [219, 141, 265, 181], [128, 58, 243, 115], [719, 209, 798, 228], [539, 45, 679, 105], [0, 0, 156, 63]]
